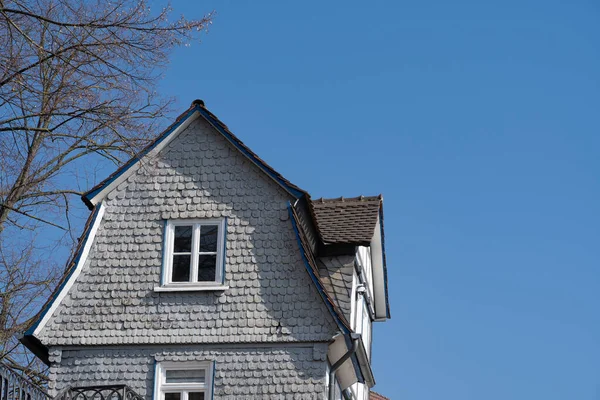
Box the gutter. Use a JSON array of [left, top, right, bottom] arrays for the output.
[[329, 333, 360, 400], [355, 337, 376, 388]]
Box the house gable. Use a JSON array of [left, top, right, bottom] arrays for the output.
[[83, 100, 305, 209], [33, 115, 340, 347]]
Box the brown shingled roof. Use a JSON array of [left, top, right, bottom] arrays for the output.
[[311, 195, 382, 246], [82, 100, 307, 209], [370, 391, 391, 400]]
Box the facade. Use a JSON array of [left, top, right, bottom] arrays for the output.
[[21, 100, 391, 400]]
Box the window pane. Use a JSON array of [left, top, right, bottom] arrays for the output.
[[188, 393, 205, 400], [164, 394, 181, 400], [172, 255, 191, 282], [165, 369, 205, 383], [173, 226, 193, 252], [197, 255, 216, 282], [199, 225, 218, 252]]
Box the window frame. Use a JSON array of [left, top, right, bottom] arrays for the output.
[[160, 218, 226, 290], [153, 361, 213, 400]]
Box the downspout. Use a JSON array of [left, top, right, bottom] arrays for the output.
[[329, 333, 360, 400]]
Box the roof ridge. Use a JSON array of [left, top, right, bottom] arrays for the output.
[[312, 194, 382, 204], [82, 99, 307, 209]]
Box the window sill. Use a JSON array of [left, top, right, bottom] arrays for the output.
[[154, 284, 229, 292]]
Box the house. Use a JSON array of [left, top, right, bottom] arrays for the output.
[[20, 100, 391, 399]]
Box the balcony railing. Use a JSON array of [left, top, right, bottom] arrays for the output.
[[1, 362, 143, 400], [53, 386, 144, 400], [0, 361, 49, 400]]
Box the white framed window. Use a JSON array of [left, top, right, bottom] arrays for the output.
[[157, 219, 227, 291], [154, 361, 213, 400]]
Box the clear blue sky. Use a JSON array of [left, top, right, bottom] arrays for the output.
[[155, 1, 600, 398]]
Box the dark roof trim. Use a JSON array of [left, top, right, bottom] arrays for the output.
[[22, 204, 103, 359], [288, 202, 351, 334], [195, 105, 305, 199], [18, 335, 49, 366], [82, 106, 198, 209], [82, 101, 306, 209]]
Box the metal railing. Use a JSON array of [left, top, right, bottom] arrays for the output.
[[0, 362, 49, 400], [53, 386, 144, 400]]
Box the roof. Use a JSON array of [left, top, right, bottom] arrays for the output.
[[82, 99, 306, 209], [311, 195, 383, 246], [370, 391, 391, 400]]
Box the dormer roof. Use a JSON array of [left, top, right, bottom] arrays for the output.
[[311, 195, 382, 246]]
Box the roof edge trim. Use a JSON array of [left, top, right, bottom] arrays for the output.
[[195, 107, 304, 199], [83, 102, 306, 209], [25, 202, 106, 339], [82, 108, 200, 209], [287, 202, 350, 335], [18, 334, 49, 366]]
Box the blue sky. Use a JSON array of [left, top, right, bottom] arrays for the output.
[[153, 1, 600, 398]]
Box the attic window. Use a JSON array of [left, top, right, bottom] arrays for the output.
[[157, 219, 227, 291]]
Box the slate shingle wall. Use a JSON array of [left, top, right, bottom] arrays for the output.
[[317, 256, 355, 322], [49, 345, 329, 399], [38, 117, 338, 346], [293, 200, 319, 254]]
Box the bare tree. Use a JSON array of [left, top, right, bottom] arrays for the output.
[[0, 239, 58, 384], [0, 0, 213, 377]]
